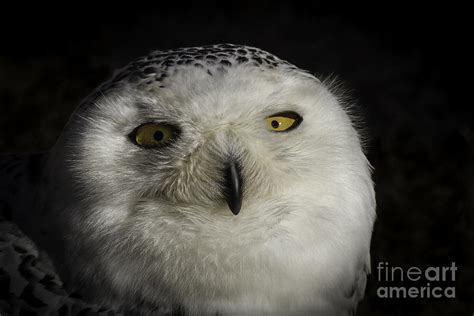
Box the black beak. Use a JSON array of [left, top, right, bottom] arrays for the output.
[[223, 160, 243, 215]]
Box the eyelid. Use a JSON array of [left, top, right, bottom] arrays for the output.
[[268, 111, 302, 120]]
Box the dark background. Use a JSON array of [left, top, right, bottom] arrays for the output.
[[0, 3, 472, 315]]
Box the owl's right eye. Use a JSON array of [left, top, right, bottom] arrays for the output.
[[130, 123, 178, 148]]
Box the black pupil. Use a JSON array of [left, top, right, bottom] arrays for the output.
[[271, 120, 280, 128], [153, 130, 164, 141]]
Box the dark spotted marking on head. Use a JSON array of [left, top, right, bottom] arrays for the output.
[[143, 67, 156, 75], [236, 56, 248, 63], [77, 44, 317, 110], [253, 57, 263, 65], [220, 60, 232, 67]]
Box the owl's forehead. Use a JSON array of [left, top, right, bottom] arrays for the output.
[[113, 43, 297, 86], [79, 44, 319, 115], [99, 44, 312, 90]]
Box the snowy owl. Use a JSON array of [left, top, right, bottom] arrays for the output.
[[1, 44, 376, 315]]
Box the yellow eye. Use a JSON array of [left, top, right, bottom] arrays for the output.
[[132, 123, 177, 148], [265, 112, 302, 132]]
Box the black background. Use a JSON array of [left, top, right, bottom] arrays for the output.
[[0, 3, 472, 315]]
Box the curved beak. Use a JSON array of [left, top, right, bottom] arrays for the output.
[[223, 160, 243, 215]]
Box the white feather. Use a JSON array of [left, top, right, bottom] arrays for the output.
[[26, 53, 375, 315]]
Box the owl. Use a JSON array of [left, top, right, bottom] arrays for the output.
[[1, 44, 376, 315]]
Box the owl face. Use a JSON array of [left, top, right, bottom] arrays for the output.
[[45, 45, 375, 311], [68, 65, 355, 217]]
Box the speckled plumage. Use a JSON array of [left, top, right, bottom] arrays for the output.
[[0, 155, 120, 315], [1, 44, 375, 315], [81, 44, 315, 109]]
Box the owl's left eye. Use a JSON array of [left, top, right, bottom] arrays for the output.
[[130, 123, 178, 148], [265, 111, 303, 132]]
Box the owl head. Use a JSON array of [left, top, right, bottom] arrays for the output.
[[40, 44, 375, 312]]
